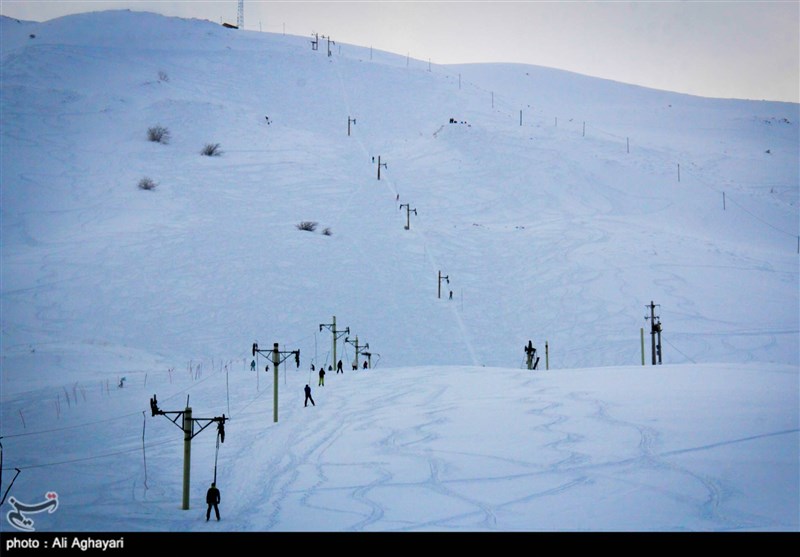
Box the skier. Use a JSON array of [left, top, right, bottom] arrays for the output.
[[217, 416, 226, 443], [319, 367, 325, 386], [206, 482, 221, 521], [304, 384, 315, 407], [337, 360, 343, 374], [363, 360, 368, 369], [250, 360, 256, 371]]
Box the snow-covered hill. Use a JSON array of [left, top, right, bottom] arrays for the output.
[[1, 10, 797, 533]]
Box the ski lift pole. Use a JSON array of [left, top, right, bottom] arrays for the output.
[[182, 406, 192, 510], [438, 271, 449, 299], [320, 316, 349, 373], [345, 336, 368, 369], [399, 203, 416, 230], [251, 342, 300, 422], [377, 156, 387, 180], [150, 396, 226, 511], [272, 343, 280, 423]]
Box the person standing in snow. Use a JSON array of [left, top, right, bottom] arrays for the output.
[[304, 384, 315, 407], [337, 360, 343, 374], [206, 482, 221, 521], [319, 367, 325, 386]]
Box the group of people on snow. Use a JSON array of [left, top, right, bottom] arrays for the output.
[[206, 353, 373, 523]]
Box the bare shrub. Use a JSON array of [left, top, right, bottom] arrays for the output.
[[138, 177, 157, 191], [201, 143, 222, 157], [322, 227, 332, 236], [296, 221, 318, 232], [147, 125, 170, 144], [158, 70, 169, 82]]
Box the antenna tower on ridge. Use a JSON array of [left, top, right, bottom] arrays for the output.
[[237, 0, 244, 29]]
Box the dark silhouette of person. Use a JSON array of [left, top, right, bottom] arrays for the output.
[[337, 360, 343, 374], [217, 415, 226, 443], [319, 367, 325, 386], [524, 340, 539, 370], [206, 482, 221, 521], [304, 384, 315, 407], [363, 360, 368, 369]]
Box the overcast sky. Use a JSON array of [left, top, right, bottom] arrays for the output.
[[1, 1, 798, 103]]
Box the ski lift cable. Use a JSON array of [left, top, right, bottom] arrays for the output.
[[3, 363, 223, 440], [662, 337, 697, 364], [684, 166, 797, 237], [0, 436, 180, 471], [1, 408, 147, 440]]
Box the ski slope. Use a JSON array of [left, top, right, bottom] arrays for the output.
[[0, 10, 797, 532]]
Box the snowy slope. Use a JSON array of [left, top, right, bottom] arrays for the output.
[[0, 11, 798, 533]]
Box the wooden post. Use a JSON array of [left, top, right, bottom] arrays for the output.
[[641, 328, 645, 366], [545, 341, 549, 370]]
